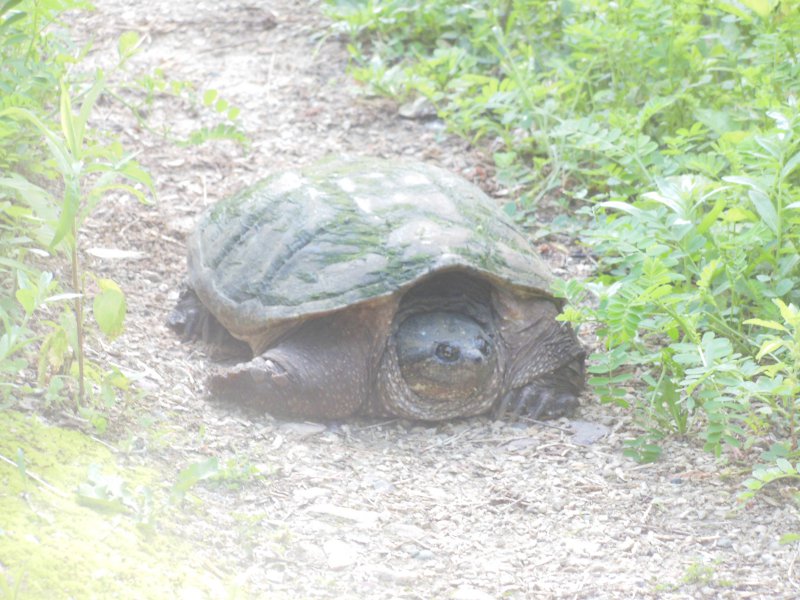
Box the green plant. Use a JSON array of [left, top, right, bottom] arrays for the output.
[[0, 566, 24, 600], [571, 108, 800, 458], [109, 38, 248, 148], [326, 1, 800, 500], [76, 464, 155, 531], [1, 0, 254, 417], [0, 0, 153, 412], [170, 457, 221, 503], [739, 456, 800, 545], [745, 299, 800, 450], [327, 1, 800, 207], [170, 455, 271, 502], [1, 77, 152, 406]]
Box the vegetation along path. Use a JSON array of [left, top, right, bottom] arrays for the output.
[[1, 0, 798, 598]]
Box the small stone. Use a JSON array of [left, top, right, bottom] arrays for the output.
[[398, 96, 437, 120], [306, 503, 381, 528], [293, 486, 331, 503], [739, 544, 753, 555], [279, 422, 327, 438], [372, 566, 417, 584], [414, 549, 435, 561], [569, 420, 610, 445], [363, 473, 395, 492], [323, 539, 358, 570]]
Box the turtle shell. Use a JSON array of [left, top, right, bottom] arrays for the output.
[[187, 157, 555, 340]]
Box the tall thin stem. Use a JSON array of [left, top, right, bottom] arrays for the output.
[[70, 222, 85, 405]]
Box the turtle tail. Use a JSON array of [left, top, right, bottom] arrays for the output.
[[167, 287, 252, 361]]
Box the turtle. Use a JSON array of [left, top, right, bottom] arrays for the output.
[[168, 157, 585, 421]]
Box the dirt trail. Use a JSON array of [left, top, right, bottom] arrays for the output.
[[68, 1, 798, 597]]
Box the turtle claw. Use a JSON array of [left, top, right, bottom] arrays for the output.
[[209, 357, 291, 403], [493, 383, 579, 421]]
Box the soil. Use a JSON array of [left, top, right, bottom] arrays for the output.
[[60, 0, 799, 597]]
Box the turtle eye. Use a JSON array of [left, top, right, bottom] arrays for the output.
[[477, 337, 491, 357], [435, 343, 460, 362]]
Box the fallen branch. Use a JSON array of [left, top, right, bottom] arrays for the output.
[[0, 452, 69, 498]]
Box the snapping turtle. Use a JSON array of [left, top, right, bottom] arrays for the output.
[[169, 157, 584, 421]]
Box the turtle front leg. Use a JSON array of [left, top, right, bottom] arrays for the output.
[[491, 289, 585, 421], [493, 360, 584, 420], [208, 307, 388, 420]]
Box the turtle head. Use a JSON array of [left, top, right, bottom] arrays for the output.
[[394, 311, 498, 405]]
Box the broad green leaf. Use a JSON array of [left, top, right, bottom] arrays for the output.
[[93, 279, 126, 339], [642, 284, 673, 302], [742, 478, 762, 490], [722, 206, 755, 222], [117, 31, 140, 59], [773, 299, 799, 324], [723, 175, 766, 194], [59, 80, 80, 158], [202, 89, 218, 106], [744, 318, 787, 332], [0, 9, 24, 30], [15, 288, 36, 315], [739, 0, 772, 17], [694, 108, 737, 134], [598, 200, 641, 215], [0, 107, 72, 175], [696, 197, 725, 235], [77, 74, 107, 150], [747, 189, 778, 234], [755, 339, 784, 361], [0, 174, 57, 228], [118, 159, 155, 194], [0, 0, 23, 18], [49, 180, 80, 249], [76, 465, 130, 514], [781, 150, 800, 181], [171, 457, 220, 500]]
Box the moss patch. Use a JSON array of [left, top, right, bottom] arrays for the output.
[[0, 411, 234, 599]]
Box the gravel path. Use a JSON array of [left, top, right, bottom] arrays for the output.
[[68, 1, 799, 597]]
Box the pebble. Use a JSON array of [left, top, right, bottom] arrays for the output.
[[306, 503, 381, 528], [716, 537, 732, 548], [569, 420, 610, 445], [371, 566, 417, 584], [323, 539, 358, 570], [363, 473, 395, 492], [279, 422, 327, 438], [414, 549, 435, 561]]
